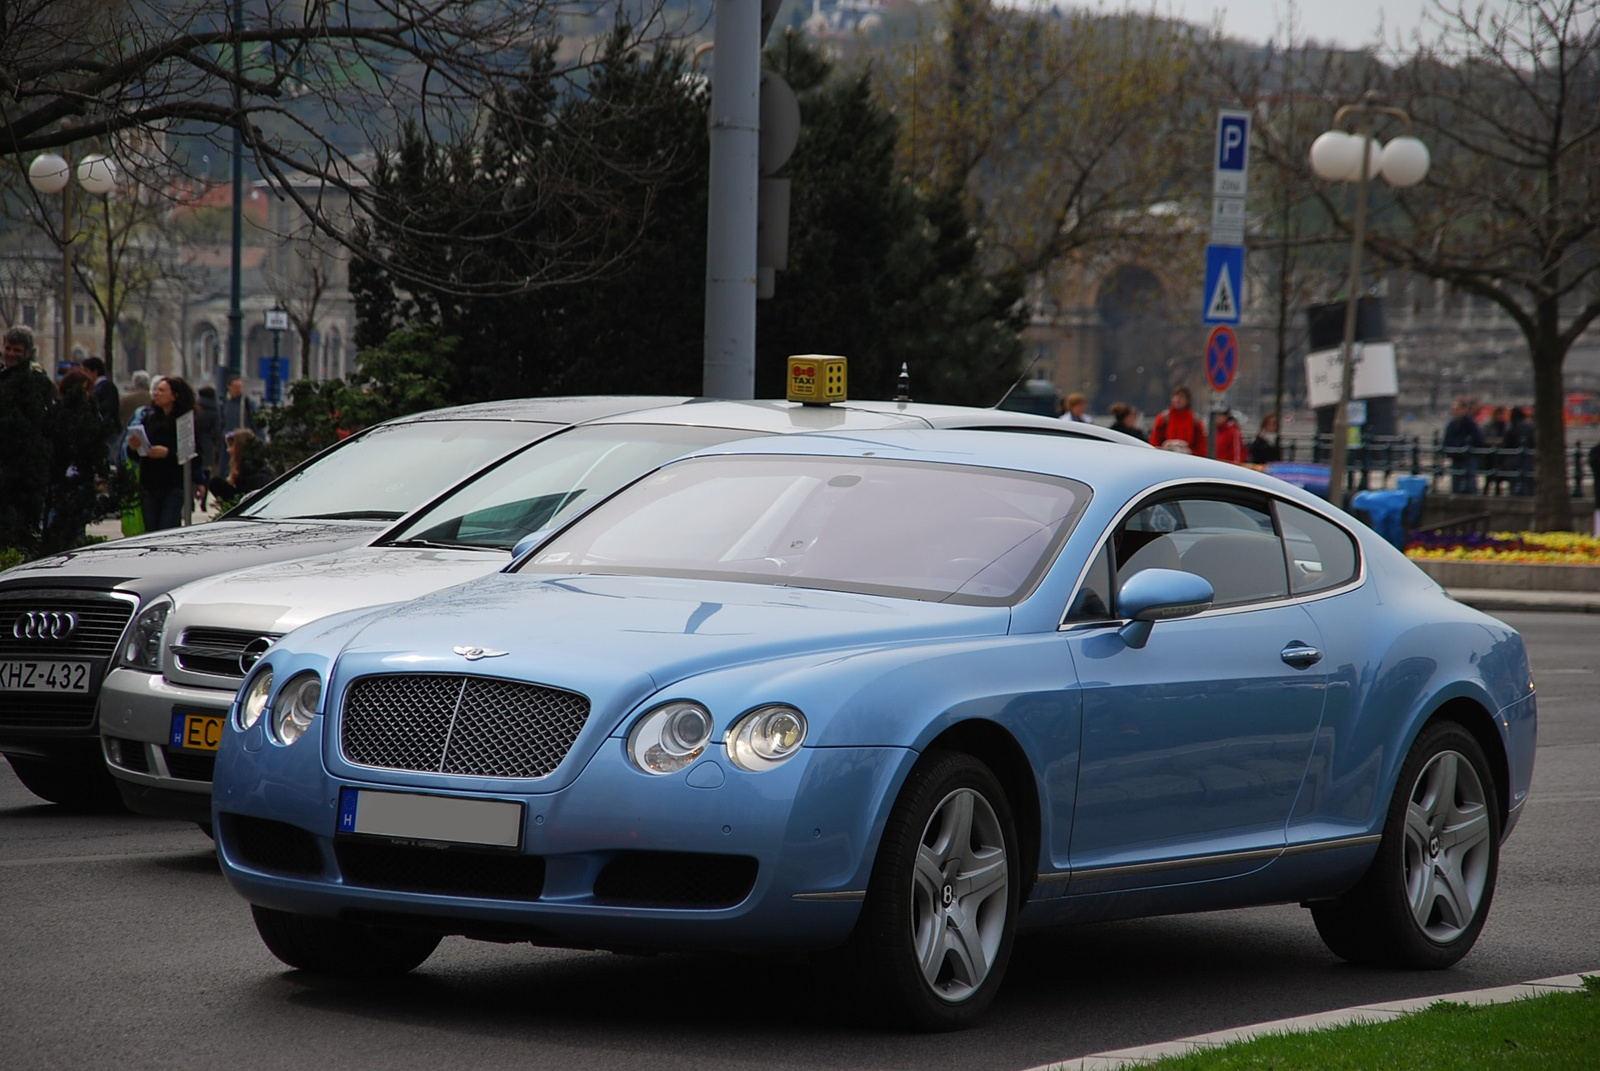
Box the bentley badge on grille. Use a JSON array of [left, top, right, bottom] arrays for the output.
[[452, 646, 508, 661]]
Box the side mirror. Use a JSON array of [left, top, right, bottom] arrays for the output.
[[509, 528, 553, 563], [1116, 568, 1213, 649]]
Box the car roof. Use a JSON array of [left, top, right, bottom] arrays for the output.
[[389, 396, 697, 425], [673, 427, 1336, 509], [584, 398, 1151, 444]]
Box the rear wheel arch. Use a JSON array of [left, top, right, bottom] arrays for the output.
[[1418, 698, 1511, 837], [925, 720, 1040, 904]]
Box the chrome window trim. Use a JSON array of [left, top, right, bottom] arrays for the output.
[[1056, 476, 1367, 630]]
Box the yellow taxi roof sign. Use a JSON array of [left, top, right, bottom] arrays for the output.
[[787, 354, 847, 405]]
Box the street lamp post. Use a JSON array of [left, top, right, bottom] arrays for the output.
[[265, 304, 289, 405], [1308, 92, 1429, 504], [28, 151, 118, 371]]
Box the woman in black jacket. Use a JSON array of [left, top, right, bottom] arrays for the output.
[[134, 376, 196, 531]]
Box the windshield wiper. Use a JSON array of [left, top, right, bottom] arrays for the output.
[[382, 537, 474, 550], [295, 510, 405, 521]]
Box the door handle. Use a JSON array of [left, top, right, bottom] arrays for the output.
[[1281, 643, 1323, 668]]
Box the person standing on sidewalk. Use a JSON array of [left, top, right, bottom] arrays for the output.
[[131, 376, 196, 532], [1149, 386, 1207, 455], [1443, 397, 1485, 494]]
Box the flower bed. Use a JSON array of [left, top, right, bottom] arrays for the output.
[[1406, 531, 1600, 564]]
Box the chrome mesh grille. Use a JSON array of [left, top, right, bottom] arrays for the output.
[[340, 674, 590, 779]]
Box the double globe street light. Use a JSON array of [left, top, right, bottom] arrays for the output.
[[27, 151, 118, 368], [1308, 94, 1429, 503]]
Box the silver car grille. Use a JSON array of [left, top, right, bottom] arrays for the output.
[[340, 673, 590, 779], [172, 627, 281, 679]]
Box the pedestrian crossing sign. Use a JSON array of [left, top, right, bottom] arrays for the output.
[[1202, 244, 1243, 325]]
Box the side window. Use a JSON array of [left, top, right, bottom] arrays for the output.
[[1115, 495, 1289, 608], [1276, 502, 1360, 594], [1066, 542, 1113, 620]]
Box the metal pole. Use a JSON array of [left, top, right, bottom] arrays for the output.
[[1327, 109, 1373, 506], [227, 0, 244, 421], [61, 151, 74, 368], [702, 0, 761, 399]]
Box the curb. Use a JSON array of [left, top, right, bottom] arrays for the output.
[[1446, 588, 1600, 614], [1032, 971, 1596, 1070]]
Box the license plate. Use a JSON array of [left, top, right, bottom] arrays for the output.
[[338, 787, 522, 849], [0, 660, 91, 693], [170, 711, 225, 752]]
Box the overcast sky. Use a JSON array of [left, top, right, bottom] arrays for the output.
[[1147, 0, 1449, 49]]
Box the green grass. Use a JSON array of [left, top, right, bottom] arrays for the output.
[[1132, 977, 1599, 1070]]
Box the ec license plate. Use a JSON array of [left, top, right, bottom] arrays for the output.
[[338, 787, 522, 849], [170, 711, 225, 752], [0, 660, 91, 693]]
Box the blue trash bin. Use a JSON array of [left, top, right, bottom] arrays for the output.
[[1350, 489, 1410, 549], [1264, 462, 1331, 497], [1395, 475, 1429, 529]]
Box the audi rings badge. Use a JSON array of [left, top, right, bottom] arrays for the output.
[[12, 610, 79, 642]]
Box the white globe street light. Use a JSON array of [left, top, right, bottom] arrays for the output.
[[1309, 95, 1429, 504], [27, 149, 118, 369]]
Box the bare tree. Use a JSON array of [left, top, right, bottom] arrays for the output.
[[1243, 0, 1600, 529], [1, 0, 699, 297], [876, 4, 1209, 279]]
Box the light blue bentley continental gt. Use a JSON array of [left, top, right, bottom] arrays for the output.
[[213, 429, 1536, 1030]]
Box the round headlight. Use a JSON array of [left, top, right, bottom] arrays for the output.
[[272, 672, 322, 745], [119, 598, 171, 670], [627, 701, 713, 775], [726, 705, 807, 772], [238, 667, 273, 730]]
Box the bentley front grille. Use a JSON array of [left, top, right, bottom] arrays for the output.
[[340, 673, 590, 779]]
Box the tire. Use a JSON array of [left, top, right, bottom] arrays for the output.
[[1312, 720, 1500, 968], [832, 751, 1019, 1031], [5, 755, 124, 811], [251, 905, 441, 976]]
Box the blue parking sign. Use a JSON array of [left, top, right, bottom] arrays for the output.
[[1214, 110, 1251, 196]]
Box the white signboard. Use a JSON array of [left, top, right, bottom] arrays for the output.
[[175, 410, 198, 463], [1304, 342, 1400, 410]]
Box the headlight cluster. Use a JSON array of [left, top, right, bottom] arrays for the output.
[[627, 701, 807, 775], [726, 705, 807, 772], [118, 598, 171, 670], [235, 667, 322, 746]]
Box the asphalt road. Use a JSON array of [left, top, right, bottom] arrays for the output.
[[1, 611, 1595, 1071]]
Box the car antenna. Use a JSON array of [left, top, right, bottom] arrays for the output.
[[896, 362, 911, 401], [993, 352, 1042, 409]]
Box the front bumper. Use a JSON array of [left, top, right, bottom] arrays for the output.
[[214, 716, 914, 953], [99, 666, 235, 819]]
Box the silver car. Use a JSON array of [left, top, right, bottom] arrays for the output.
[[99, 399, 1143, 827], [0, 396, 691, 807]]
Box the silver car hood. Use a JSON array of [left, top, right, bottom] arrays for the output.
[[160, 545, 508, 688]]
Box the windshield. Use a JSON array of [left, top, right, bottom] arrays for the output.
[[234, 420, 559, 521], [383, 424, 760, 550], [521, 455, 1087, 604]]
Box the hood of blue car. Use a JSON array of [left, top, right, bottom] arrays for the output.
[[326, 572, 1011, 749]]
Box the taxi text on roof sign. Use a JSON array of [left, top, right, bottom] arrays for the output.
[[786, 354, 848, 405]]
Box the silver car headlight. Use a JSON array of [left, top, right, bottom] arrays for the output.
[[627, 700, 713, 774], [237, 667, 273, 730], [725, 705, 807, 772], [271, 672, 322, 746], [118, 597, 171, 670]]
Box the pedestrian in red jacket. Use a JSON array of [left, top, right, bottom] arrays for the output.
[[1149, 386, 1207, 455], [1214, 410, 1247, 463]]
